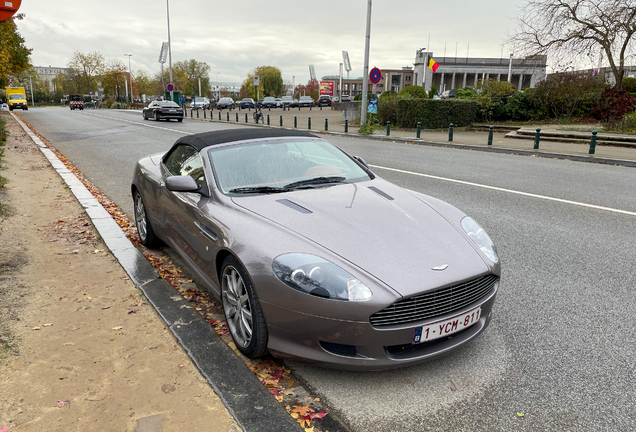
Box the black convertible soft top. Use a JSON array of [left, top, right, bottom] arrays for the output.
[[174, 128, 317, 151]]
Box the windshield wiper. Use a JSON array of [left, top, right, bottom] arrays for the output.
[[229, 186, 286, 194], [283, 176, 346, 190]]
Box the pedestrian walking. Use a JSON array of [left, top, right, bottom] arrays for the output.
[[180, 96, 186, 109]]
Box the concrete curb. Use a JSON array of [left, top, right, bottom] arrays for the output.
[[10, 112, 302, 432]]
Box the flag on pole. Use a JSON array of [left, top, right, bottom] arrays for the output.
[[428, 58, 440, 73]]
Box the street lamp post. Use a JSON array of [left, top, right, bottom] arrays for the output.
[[125, 54, 133, 106], [360, 0, 373, 125], [167, 0, 174, 102]]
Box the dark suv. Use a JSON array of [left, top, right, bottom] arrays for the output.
[[318, 95, 332, 107]]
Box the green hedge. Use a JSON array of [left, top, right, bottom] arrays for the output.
[[397, 98, 478, 128]]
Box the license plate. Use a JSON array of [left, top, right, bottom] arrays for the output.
[[413, 306, 481, 344], [168, 109, 176, 112]]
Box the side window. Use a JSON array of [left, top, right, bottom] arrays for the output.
[[163, 145, 206, 186]]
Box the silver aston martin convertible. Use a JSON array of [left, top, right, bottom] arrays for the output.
[[131, 128, 500, 370]]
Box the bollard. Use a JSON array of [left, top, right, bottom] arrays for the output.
[[416, 122, 421, 139], [589, 130, 598, 154], [449, 123, 454, 142], [218, 111, 221, 120], [236, 113, 238, 122], [534, 128, 541, 149], [386, 121, 391, 136], [267, 114, 270, 125], [280, 115, 283, 127], [488, 125, 494, 145], [325, 118, 328, 131], [345, 119, 349, 133], [227, 112, 229, 121], [308, 117, 312, 129], [294, 116, 297, 128], [190, 109, 193, 118], [320, 105, 322, 111], [245, 113, 248, 123], [196, 109, 199, 119], [203, 110, 206, 119]]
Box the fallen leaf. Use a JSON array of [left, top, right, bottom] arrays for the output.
[[517, 412, 525, 417], [313, 397, 320, 401], [87, 296, 92, 300], [304, 428, 314, 432], [32, 327, 40, 330], [112, 326, 123, 330], [290, 413, 299, 419], [275, 395, 283, 402], [1, 425, 8, 432], [57, 400, 70, 408], [308, 410, 327, 420]]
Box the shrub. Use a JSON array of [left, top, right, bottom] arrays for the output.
[[591, 86, 635, 124], [474, 79, 517, 121], [533, 73, 604, 118], [428, 86, 437, 99], [505, 90, 548, 121], [397, 99, 478, 129], [455, 88, 478, 100], [377, 91, 398, 125], [622, 77, 636, 93], [398, 85, 427, 99]]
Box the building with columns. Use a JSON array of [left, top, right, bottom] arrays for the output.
[[413, 51, 547, 93]]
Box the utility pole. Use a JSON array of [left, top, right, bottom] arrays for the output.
[[29, 76, 34, 106], [508, 53, 513, 82], [360, 0, 372, 125], [125, 54, 133, 105], [167, 0, 174, 102]]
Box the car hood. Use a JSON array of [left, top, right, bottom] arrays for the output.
[[232, 180, 490, 298]]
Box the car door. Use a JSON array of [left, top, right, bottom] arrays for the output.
[[161, 145, 223, 287]]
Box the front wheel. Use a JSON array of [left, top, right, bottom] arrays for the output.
[[177, 118, 183, 122], [143, 112, 147, 120], [154, 112, 160, 121], [221, 256, 268, 358]]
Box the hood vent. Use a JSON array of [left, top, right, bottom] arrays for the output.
[[276, 199, 312, 214], [368, 186, 394, 201]]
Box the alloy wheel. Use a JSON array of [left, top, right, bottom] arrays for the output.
[[134, 192, 147, 243], [222, 266, 253, 348]]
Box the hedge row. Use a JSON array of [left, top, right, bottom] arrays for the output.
[[396, 98, 479, 128]]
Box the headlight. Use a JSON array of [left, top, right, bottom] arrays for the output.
[[461, 217, 499, 263], [272, 253, 372, 301]]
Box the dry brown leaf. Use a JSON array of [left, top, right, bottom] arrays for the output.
[[43, 323, 53, 327], [112, 326, 123, 330], [32, 327, 40, 330]]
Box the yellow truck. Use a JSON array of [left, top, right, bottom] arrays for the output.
[[6, 87, 28, 111]]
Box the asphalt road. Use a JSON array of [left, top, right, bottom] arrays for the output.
[[18, 107, 636, 431]]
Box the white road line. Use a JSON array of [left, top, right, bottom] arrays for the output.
[[86, 112, 194, 135], [370, 164, 636, 217]]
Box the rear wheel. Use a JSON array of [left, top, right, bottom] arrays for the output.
[[143, 112, 147, 120], [221, 256, 268, 358], [133, 190, 161, 248], [177, 118, 183, 122]]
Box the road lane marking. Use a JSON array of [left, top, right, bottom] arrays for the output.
[[370, 164, 636, 217], [85, 112, 195, 135]]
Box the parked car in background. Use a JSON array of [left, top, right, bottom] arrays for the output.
[[192, 97, 210, 110], [299, 96, 315, 107], [257, 99, 264, 107], [281, 96, 294, 107], [291, 99, 299, 108], [331, 96, 339, 104], [318, 95, 332, 107], [217, 97, 235, 110], [240, 98, 255, 109], [441, 90, 457, 99], [262, 97, 277, 108], [131, 128, 500, 370], [143, 100, 184, 121], [275, 98, 282, 108], [340, 95, 352, 102]]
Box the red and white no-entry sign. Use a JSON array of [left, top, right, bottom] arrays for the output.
[[0, 0, 22, 21]]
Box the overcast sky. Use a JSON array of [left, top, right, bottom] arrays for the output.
[[18, 0, 527, 85]]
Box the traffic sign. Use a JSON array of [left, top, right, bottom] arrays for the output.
[[369, 67, 382, 85], [253, 76, 260, 86], [166, 83, 174, 92], [0, 0, 21, 21]]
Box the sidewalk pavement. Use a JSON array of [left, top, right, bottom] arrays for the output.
[[187, 107, 636, 166]]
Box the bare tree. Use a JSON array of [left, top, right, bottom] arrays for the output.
[[510, 0, 636, 88]]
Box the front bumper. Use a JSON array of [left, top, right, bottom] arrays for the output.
[[261, 280, 498, 370]]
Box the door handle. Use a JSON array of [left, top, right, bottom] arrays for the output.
[[194, 221, 218, 241]]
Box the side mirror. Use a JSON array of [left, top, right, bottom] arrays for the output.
[[166, 175, 199, 192], [354, 156, 368, 168]]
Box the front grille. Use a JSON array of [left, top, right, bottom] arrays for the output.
[[370, 274, 498, 327]]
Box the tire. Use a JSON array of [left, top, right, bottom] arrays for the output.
[[133, 190, 162, 248], [154, 112, 160, 122], [221, 256, 268, 358], [24, 107, 28, 111], [177, 118, 183, 122], [143, 112, 147, 120]]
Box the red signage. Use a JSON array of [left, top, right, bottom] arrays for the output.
[[369, 67, 382, 84], [319, 81, 334, 96], [0, 0, 22, 21]]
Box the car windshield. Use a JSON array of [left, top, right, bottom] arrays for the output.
[[194, 97, 206, 102], [282, 97, 292, 101], [300, 96, 312, 100], [208, 139, 370, 194], [9, 94, 24, 100], [159, 101, 180, 107], [242, 99, 252, 102], [263, 97, 275, 101]]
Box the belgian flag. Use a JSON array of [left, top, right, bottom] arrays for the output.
[[428, 58, 439, 73]]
